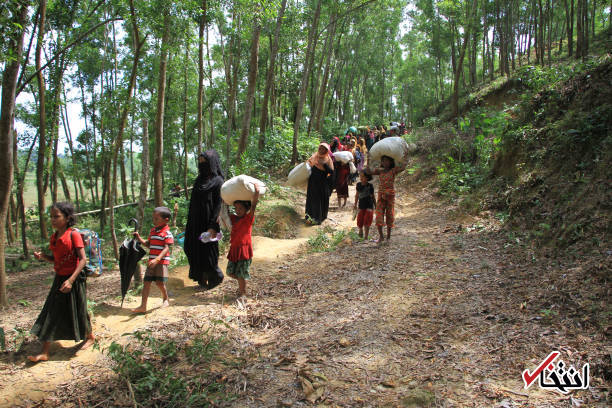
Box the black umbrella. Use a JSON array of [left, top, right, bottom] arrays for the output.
[[119, 218, 146, 307]]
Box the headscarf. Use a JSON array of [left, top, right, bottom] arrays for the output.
[[194, 149, 224, 192], [358, 138, 367, 154], [308, 142, 334, 171], [330, 137, 343, 153]]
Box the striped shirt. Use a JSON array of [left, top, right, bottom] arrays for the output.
[[148, 224, 174, 265]]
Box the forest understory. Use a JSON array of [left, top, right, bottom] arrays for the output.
[[1, 176, 609, 407]]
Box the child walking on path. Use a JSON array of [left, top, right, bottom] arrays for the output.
[[132, 207, 174, 313], [227, 185, 260, 298], [354, 171, 376, 240], [29, 202, 94, 362], [367, 155, 407, 244]]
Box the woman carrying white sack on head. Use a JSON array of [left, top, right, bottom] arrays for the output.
[[305, 142, 334, 224]]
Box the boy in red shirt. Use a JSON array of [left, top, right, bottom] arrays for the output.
[[132, 207, 174, 313], [227, 185, 260, 299]]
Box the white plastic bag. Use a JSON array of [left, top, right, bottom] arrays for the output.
[[369, 136, 411, 165], [221, 175, 267, 205], [287, 162, 311, 188], [218, 203, 232, 230], [333, 151, 354, 164], [349, 161, 357, 174]]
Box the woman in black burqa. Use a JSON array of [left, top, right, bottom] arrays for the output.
[[185, 150, 224, 289]]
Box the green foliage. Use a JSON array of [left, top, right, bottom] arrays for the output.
[[436, 108, 508, 195], [0, 326, 28, 352], [307, 228, 357, 253], [107, 330, 229, 407], [229, 118, 321, 180]]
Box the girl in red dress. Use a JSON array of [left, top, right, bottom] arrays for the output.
[[29, 202, 94, 362], [226, 185, 260, 298]]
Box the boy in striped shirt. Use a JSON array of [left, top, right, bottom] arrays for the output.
[[132, 207, 174, 313]]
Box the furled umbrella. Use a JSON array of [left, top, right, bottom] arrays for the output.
[[119, 218, 146, 307]]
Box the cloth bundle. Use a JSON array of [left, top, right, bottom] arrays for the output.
[[220, 175, 267, 205], [369, 136, 414, 165], [287, 162, 311, 188], [333, 151, 354, 164]]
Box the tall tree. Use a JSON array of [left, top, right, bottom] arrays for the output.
[[291, 0, 322, 164], [197, 0, 207, 152], [236, 12, 262, 163], [154, 8, 171, 206], [0, 0, 29, 307], [109, 0, 145, 259], [35, 0, 49, 240], [258, 0, 287, 148]]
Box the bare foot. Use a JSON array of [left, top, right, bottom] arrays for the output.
[[80, 335, 95, 350], [27, 354, 49, 363], [161, 299, 170, 308], [131, 306, 147, 314]]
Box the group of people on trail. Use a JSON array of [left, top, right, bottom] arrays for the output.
[[28, 149, 259, 362], [305, 127, 408, 242], [26, 121, 408, 362]]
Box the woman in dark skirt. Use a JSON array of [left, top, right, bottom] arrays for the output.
[[29, 202, 94, 362], [184, 150, 225, 289], [306, 143, 334, 224]]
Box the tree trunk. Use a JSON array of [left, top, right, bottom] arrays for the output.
[[61, 86, 84, 207], [564, 0, 574, 56], [35, 0, 49, 241], [0, 0, 29, 308], [452, 0, 476, 118], [547, 0, 552, 65], [258, 0, 287, 149], [154, 10, 170, 207], [197, 0, 207, 152], [78, 76, 96, 202], [183, 35, 189, 197], [291, 0, 322, 164], [58, 165, 72, 202], [236, 19, 261, 164], [576, 0, 583, 58], [137, 119, 150, 229], [110, 0, 144, 259], [314, 10, 338, 133], [222, 4, 240, 168], [205, 20, 215, 149]]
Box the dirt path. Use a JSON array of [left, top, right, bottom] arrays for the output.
[[1, 181, 608, 407]]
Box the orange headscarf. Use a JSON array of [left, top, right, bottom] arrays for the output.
[[308, 142, 334, 171]]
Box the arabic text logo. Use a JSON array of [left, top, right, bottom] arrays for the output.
[[522, 351, 589, 394]]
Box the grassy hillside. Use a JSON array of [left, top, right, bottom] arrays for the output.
[[406, 49, 611, 256]]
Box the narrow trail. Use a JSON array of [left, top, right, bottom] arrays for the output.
[[1, 180, 606, 407]]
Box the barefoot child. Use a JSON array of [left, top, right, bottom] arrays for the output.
[[132, 207, 174, 313], [227, 185, 260, 298], [353, 171, 376, 240], [29, 202, 94, 362], [367, 155, 407, 243]]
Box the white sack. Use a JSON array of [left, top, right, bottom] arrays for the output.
[[369, 136, 411, 165], [349, 161, 357, 174], [221, 175, 267, 205], [287, 162, 311, 188], [333, 151, 354, 164]]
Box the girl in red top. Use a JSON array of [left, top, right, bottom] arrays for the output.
[[226, 185, 260, 298], [29, 202, 94, 362]]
